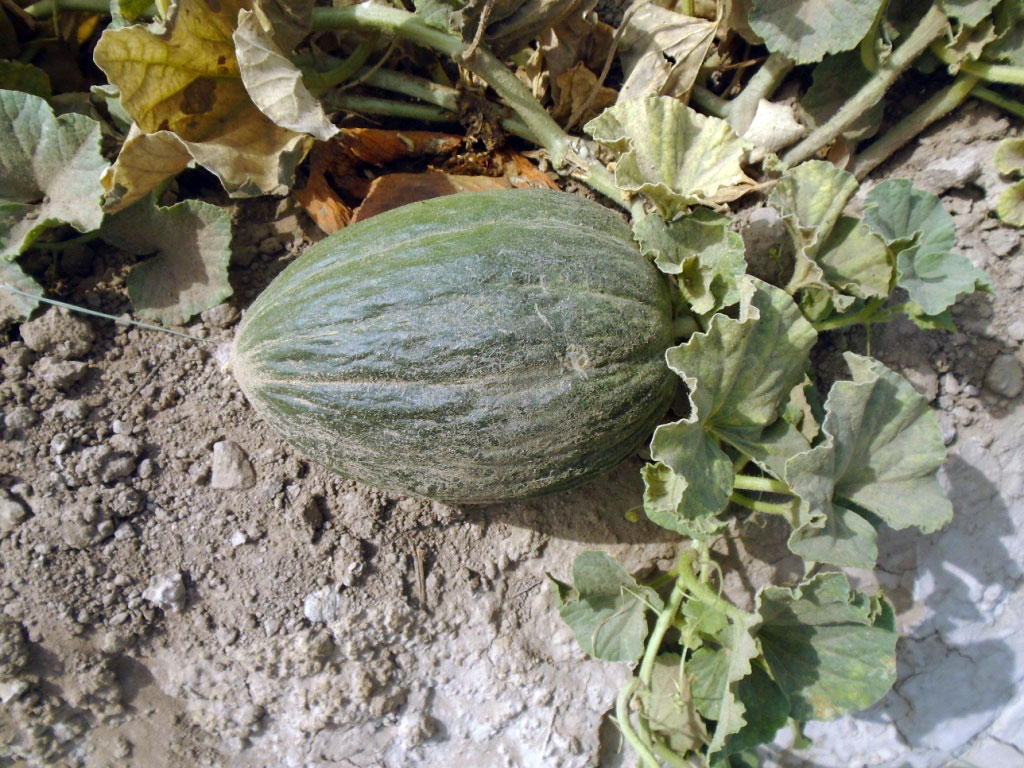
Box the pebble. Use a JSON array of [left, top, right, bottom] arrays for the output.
[[112, 419, 132, 435], [142, 572, 186, 612], [983, 353, 1024, 398], [136, 459, 155, 479], [230, 530, 249, 548], [210, 441, 256, 490]]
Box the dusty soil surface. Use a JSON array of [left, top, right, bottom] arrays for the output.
[[1, 102, 1022, 768]]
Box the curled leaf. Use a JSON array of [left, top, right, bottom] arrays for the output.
[[234, 6, 338, 141], [586, 96, 755, 216], [94, 0, 314, 197], [0, 259, 42, 323], [101, 124, 193, 213], [617, 3, 716, 103], [634, 207, 746, 316], [864, 179, 991, 314]]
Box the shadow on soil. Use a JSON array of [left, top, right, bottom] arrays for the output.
[[464, 457, 681, 545]]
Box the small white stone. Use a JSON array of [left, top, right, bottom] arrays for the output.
[[142, 572, 186, 612], [210, 441, 256, 490], [230, 530, 248, 548], [112, 419, 131, 435], [303, 587, 344, 623]]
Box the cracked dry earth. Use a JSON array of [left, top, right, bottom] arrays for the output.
[[1, 101, 1023, 768]]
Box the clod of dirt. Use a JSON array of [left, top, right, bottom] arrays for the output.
[[35, 358, 88, 389], [18, 308, 95, 360], [210, 440, 256, 489], [984, 353, 1024, 398], [0, 490, 30, 534]]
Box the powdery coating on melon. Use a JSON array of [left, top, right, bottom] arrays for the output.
[[232, 189, 676, 503]]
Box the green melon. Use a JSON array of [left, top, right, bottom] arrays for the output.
[[232, 188, 675, 503]]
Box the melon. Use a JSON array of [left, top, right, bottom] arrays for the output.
[[232, 188, 675, 502]]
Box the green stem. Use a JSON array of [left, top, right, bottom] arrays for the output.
[[972, 85, 1024, 120], [652, 737, 697, 768], [361, 67, 459, 111], [725, 51, 795, 134], [852, 72, 979, 181], [732, 474, 791, 495], [931, 43, 1024, 86], [782, 4, 949, 168], [302, 35, 377, 92], [25, 0, 105, 15], [638, 567, 688, 689], [730, 493, 800, 525], [615, 680, 661, 768], [311, 4, 627, 207], [674, 548, 748, 623], [328, 93, 458, 123], [812, 298, 887, 331], [679, 0, 695, 15], [689, 85, 728, 119]]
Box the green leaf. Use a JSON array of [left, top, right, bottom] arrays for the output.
[[816, 216, 892, 301], [687, 613, 761, 752], [800, 52, 882, 141], [941, 0, 1001, 26], [642, 460, 731, 540], [100, 197, 233, 325], [548, 551, 663, 662], [0, 61, 52, 100], [863, 178, 954, 252], [643, 653, 710, 754], [995, 137, 1024, 175], [896, 246, 992, 315], [634, 207, 746, 315], [650, 277, 817, 526], [767, 160, 862, 308], [864, 178, 991, 314], [784, 353, 953, 567], [749, 0, 884, 63], [585, 96, 755, 217], [903, 302, 957, 330], [997, 179, 1024, 226], [756, 572, 897, 721], [0, 258, 42, 323], [0, 90, 108, 260], [725, 663, 790, 755]]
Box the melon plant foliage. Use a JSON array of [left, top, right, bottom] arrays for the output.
[[0, 0, 1018, 764]]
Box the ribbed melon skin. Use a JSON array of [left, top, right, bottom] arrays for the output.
[[232, 189, 675, 503]]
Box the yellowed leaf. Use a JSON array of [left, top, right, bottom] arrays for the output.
[[550, 63, 617, 126], [93, 0, 312, 196], [101, 123, 193, 213]]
